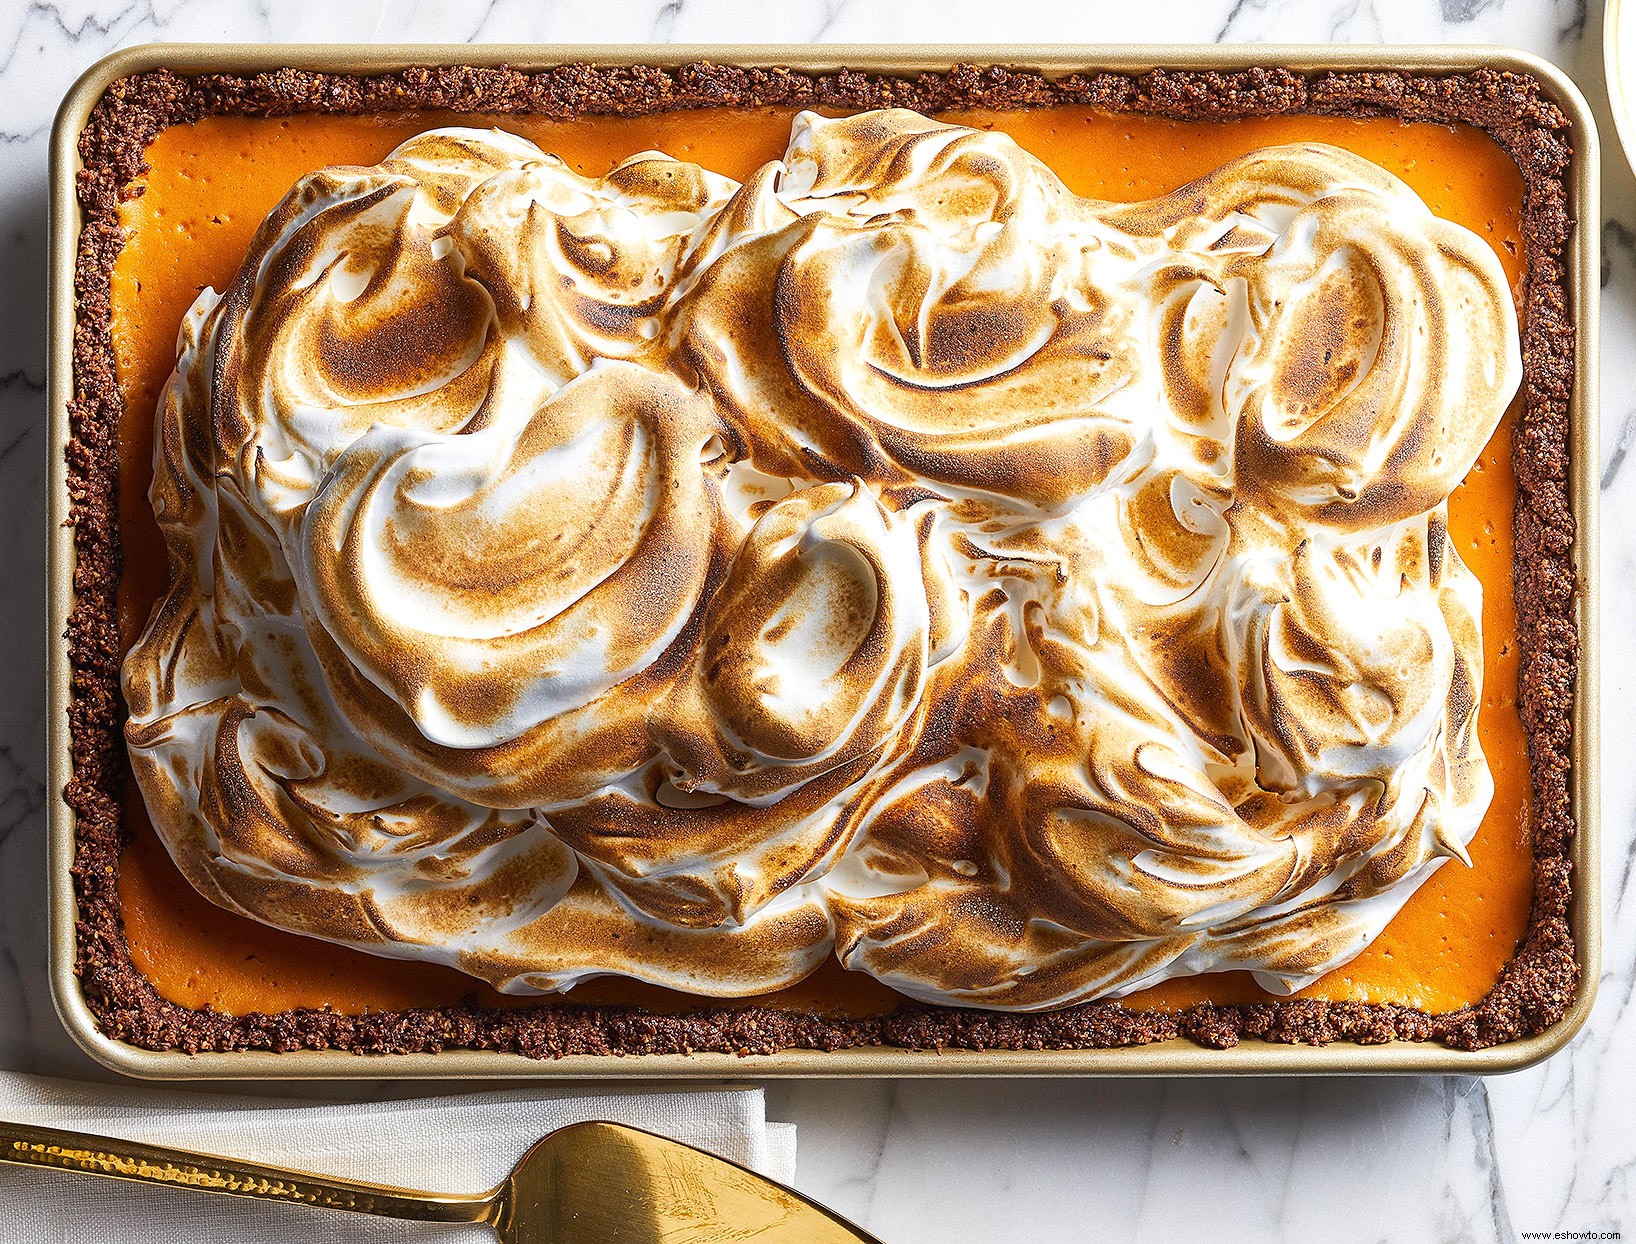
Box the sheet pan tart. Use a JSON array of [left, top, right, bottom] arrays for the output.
[[47, 44, 1601, 1078]]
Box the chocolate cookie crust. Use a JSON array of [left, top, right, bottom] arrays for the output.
[[65, 61, 1580, 1059]]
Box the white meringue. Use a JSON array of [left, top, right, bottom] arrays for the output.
[[124, 110, 1519, 1009]]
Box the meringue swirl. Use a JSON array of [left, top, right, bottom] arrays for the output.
[[124, 110, 1520, 1008]]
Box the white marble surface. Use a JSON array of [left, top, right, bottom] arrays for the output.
[[0, 1, 1630, 1241]]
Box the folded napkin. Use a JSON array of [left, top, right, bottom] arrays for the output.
[[0, 1070, 796, 1243]]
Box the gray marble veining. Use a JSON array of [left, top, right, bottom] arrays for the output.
[[0, 2, 1630, 1240]]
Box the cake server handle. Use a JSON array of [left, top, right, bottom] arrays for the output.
[[0, 1118, 495, 1225]]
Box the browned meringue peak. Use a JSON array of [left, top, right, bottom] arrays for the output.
[[448, 148, 736, 381], [1223, 515, 1485, 810], [126, 315, 578, 951], [124, 110, 1520, 1010], [458, 872, 836, 997], [652, 480, 962, 806], [211, 127, 734, 530], [540, 753, 878, 931], [675, 112, 1148, 512], [296, 362, 725, 760], [1102, 141, 1524, 529]]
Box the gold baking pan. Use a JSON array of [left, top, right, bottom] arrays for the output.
[[47, 42, 1602, 1079]]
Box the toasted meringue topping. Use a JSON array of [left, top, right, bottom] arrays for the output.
[[125, 110, 1520, 1009]]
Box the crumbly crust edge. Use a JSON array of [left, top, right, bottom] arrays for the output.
[[64, 61, 1580, 1059]]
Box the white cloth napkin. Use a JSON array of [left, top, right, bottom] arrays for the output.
[[0, 1070, 796, 1242]]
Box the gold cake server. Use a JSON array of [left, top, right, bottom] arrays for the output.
[[0, 1116, 880, 1242]]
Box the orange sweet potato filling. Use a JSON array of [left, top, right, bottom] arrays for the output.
[[110, 107, 1531, 1019]]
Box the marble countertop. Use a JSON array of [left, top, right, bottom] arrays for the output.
[[1, 1, 1630, 1240]]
